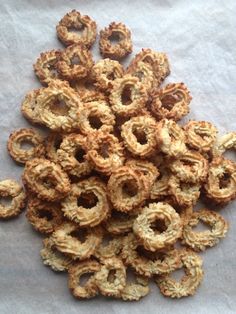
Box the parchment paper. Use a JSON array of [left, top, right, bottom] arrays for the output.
[[0, 0, 236, 313]]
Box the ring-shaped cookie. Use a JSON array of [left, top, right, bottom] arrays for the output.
[[57, 133, 93, 178], [99, 22, 132, 59], [133, 202, 182, 251], [56, 10, 97, 47], [107, 166, 149, 212], [121, 115, 158, 157], [61, 177, 110, 227], [184, 121, 217, 153], [86, 132, 125, 175], [51, 222, 103, 260], [26, 197, 64, 234], [23, 158, 70, 201], [37, 79, 81, 132], [68, 259, 101, 299], [156, 249, 204, 298], [34, 50, 61, 86], [56, 44, 94, 80], [150, 83, 191, 121], [109, 75, 148, 117], [7, 128, 45, 164], [181, 209, 229, 251], [0, 179, 26, 219]]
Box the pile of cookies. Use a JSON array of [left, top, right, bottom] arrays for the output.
[[1, 10, 236, 300]]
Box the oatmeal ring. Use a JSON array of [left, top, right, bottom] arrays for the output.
[[56, 44, 94, 81], [213, 132, 236, 156], [126, 61, 154, 92], [51, 222, 103, 260], [21, 89, 43, 125], [125, 159, 159, 191], [204, 157, 236, 204], [184, 121, 217, 153], [78, 100, 115, 135], [0, 179, 26, 219], [40, 237, 73, 272], [121, 115, 158, 158], [57, 133, 93, 178], [56, 10, 97, 47], [95, 257, 126, 297], [7, 128, 45, 164], [68, 259, 101, 299], [156, 249, 204, 298], [37, 79, 81, 132], [156, 119, 187, 158], [121, 233, 181, 277], [150, 167, 171, 200], [61, 177, 110, 227], [133, 202, 182, 251], [169, 150, 208, 183], [99, 22, 132, 59], [86, 132, 125, 175], [118, 270, 149, 301], [22, 158, 70, 201], [34, 50, 61, 86], [107, 166, 149, 212], [26, 197, 64, 234], [45, 132, 64, 163], [94, 234, 124, 261], [70, 75, 106, 102], [181, 209, 229, 251], [92, 58, 124, 91], [127, 48, 170, 85], [150, 83, 191, 121], [168, 175, 201, 208], [109, 75, 148, 117]]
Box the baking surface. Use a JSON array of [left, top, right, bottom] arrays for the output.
[[0, 0, 236, 313]]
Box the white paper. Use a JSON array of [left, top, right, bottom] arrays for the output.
[[0, 0, 236, 313]]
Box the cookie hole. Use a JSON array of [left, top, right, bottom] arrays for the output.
[[125, 267, 137, 283], [0, 196, 13, 207], [68, 24, 85, 36], [70, 229, 87, 243], [70, 55, 81, 66], [42, 178, 56, 190], [107, 269, 116, 283], [74, 148, 86, 163], [151, 218, 168, 234], [54, 135, 63, 150], [89, 115, 103, 130], [107, 72, 115, 80], [77, 192, 98, 209], [79, 272, 94, 286], [48, 63, 58, 78], [170, 268, 185, 281], [161, 94, 178, 111], [100, 234, 114, 247], [38, 209, 53, 221], [133, 129, 148, 145], [121, 84, 132, 105], [219, 172, 231, 189], [98, 143, 110, 159], [192, 220, 211, 232], [122, 180, 138, 197], [50, 98, 69, 116], [108, 31, 122, 45], [20, 140, 35, 151], [142, 55, 154, 64], [135, 70, 145, 80]]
